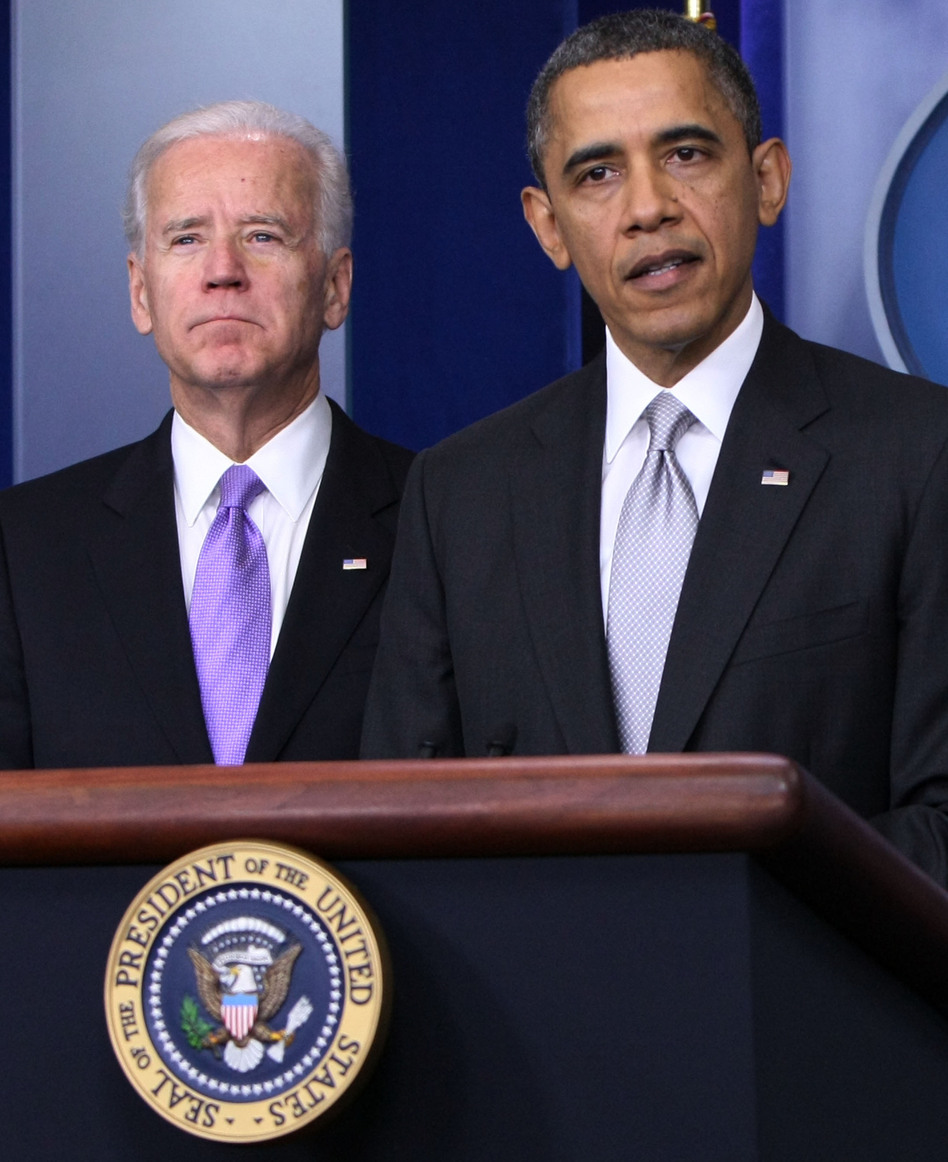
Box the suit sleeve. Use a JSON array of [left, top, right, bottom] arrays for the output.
[[873, 432, 948, 885], [361, 450, 464, 758], [0, 522, 33, 769]]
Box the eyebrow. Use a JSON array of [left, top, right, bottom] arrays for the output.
[[561, 141, 622, 176], [160, 216, 207, 236], [655, 123, 723, 148], [561, 123, 724, 176], [241, 214, 295, 233], [159, 214, 295, 236]]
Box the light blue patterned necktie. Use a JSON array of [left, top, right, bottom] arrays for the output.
[[189, 465, 271, 765], [607, 392, 698, 754]]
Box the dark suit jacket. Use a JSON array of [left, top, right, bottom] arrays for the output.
[[0, 400, 413, 769], [362, 314, 948, 884]]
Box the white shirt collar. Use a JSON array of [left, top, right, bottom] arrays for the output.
[[172, 391, 332, 525], [604, 294, 764, 463]]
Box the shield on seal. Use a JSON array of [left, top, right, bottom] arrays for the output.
[[222, 992, 259, 1041]]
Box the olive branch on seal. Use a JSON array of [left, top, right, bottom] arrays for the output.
[[180, 994, 215, 1050]]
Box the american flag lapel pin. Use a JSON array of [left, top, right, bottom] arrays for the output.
[[343, 558, 368, 570], [761, 468, 790, 486]]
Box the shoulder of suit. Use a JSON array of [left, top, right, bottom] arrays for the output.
[[0, 426, 165, 518], [325, 398, 414, 488], [806, 336, 948, 424], [762, 315, 948, 433]]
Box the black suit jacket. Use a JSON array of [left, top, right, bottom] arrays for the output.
[[0, 400, 413, 769], [362, 314, 948, 884]]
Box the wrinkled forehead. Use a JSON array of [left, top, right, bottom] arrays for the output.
[[141, 133, 320, 238], [553, 51, 725, 124], [151, 131, 316, 191], [543, 49, 740, 162]]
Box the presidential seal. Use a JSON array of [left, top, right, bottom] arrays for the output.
[[104, 840, 389, 1143]]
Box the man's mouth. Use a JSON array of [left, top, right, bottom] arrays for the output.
[[627, 253, 698, 280], [191, 315, 256, 330]]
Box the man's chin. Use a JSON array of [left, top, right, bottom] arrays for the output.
[[171, 367, 263, 401], [624, 297, 742, 350], [195, 355, 265, 388]]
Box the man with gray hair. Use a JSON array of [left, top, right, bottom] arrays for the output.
[[0, 100, 412, 769]]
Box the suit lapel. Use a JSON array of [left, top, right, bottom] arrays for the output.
[[88, 414, 213, 763], [510, 358, 619, 753], [649, 316, 831, 752], [246, 404, 401, 761]]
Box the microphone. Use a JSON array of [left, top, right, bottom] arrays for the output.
[[485, 723, 517, 758]]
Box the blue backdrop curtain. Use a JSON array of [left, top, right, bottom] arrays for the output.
[[347, 0, 784, 452]]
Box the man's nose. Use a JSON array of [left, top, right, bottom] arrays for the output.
[[622, 162, 681, 232], [203, 237, 246, 288]]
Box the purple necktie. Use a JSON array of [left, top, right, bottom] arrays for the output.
[[189, 465, 271, 765]]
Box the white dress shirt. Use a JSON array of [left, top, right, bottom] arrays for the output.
[[600, 294, 764, 621], [172, 391, 332, 658]]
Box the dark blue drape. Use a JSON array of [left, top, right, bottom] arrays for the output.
[[348, 1, 784, 450]]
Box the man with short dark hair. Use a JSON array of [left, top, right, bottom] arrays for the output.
[[363, 11, 948, 884], [0, 100, 412, 768]]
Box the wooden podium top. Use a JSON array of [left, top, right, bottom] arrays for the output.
[[1, 752, 947, 1014], [0, 750, 806, 864]]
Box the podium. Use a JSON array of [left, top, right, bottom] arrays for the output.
[[3, 753, 948, 1160]]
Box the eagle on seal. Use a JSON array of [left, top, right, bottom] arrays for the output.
[[187, 943, 303, 1072]]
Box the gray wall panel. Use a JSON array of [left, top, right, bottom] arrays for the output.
[[14, 0, 344, 482]]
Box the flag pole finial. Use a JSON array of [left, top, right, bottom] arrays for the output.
[[684, 1, 717, 32]]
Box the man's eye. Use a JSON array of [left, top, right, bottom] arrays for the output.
[[673, 147, 702, 162], [250, 231, 277, 243], [172, 235, 197, 246], [583, 165, 615, 184]]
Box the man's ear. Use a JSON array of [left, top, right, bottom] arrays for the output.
[[521, 186, 573, 271], [753, 138, 791, 228], [128, 254, 154, 336], [322, 247, 353, 332]]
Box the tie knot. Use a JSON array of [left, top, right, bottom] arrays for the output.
[[644, 392, 695, 452], [218, 464, 266, 511]]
